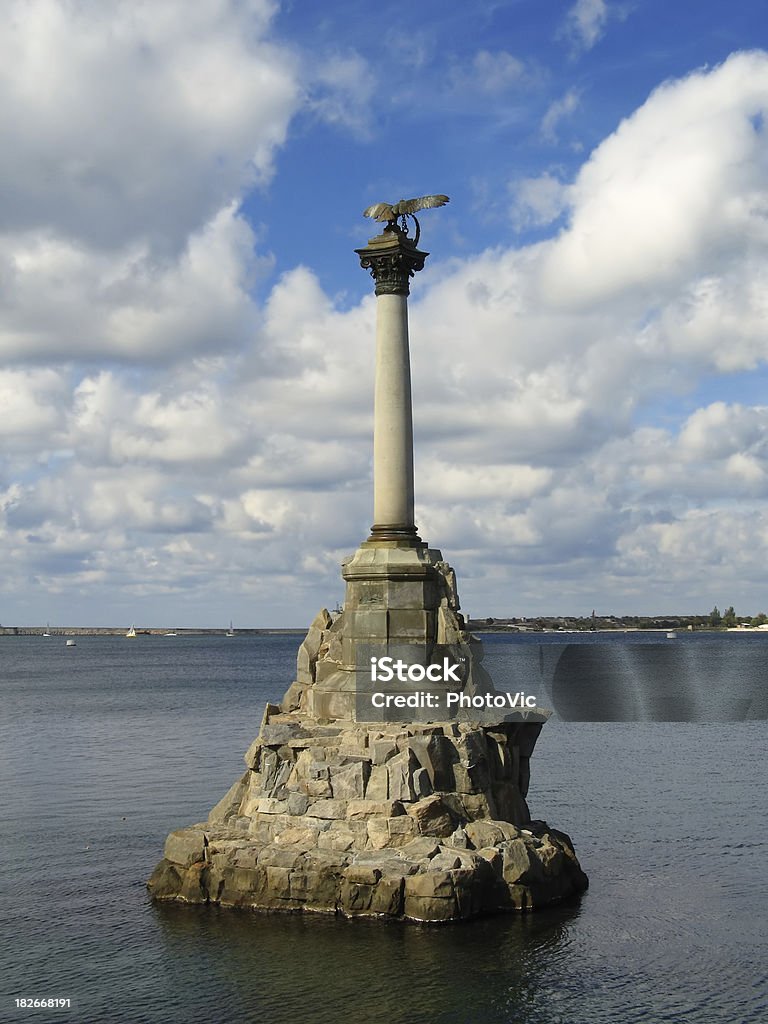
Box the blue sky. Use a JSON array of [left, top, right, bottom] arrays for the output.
[[1, 0, 768, 627]]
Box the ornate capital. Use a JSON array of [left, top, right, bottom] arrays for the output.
[[355, 231, 429, 296]]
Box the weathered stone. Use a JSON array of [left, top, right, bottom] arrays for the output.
[[306, 798, 347, 820], [387, 750, 417, 802], [399, 836, 442, 860], [243, 737, 263, 770], [261, 722, 306, 747], [164, 829, 206, 868], [371, 738, 398, 765], [406, 795, 457, 838], [501, 838, 535, 885], [403, 894, 459, 922], [465, 820, 520, 849], [412, 767, 432, 798], [287, 792, 310, 816], [149, 604, 586, 922], [347, 799, 404, 819], [365, 764, 389, 800], [208, 770, 250, 825], [256, 797, 289, 815], [330, 760, 370, 800]]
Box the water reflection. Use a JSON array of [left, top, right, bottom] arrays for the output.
[[152, 900, 582, 1024]]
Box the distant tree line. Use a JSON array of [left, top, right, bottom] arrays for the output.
[[473, 608, 768, 631]]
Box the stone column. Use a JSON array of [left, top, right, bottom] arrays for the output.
[[356, 229, 428, 545]]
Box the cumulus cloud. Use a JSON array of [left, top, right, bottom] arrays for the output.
[[0, 0, 300, 250], [4, 42, 768, 623]]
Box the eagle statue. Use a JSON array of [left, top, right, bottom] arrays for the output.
[[362, 194, 449, 245]]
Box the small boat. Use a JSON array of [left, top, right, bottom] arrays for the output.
[[126, 625, 137, 638], [225, 621, 236, 637], [65, 639, 76, 647], [666, 631, 677, 639], [164, 631, 177, 637]]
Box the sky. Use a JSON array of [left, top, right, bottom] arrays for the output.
[[2, 0, 768, 628]]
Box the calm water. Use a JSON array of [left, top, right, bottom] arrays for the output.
[[1, 633, 766, 1024]]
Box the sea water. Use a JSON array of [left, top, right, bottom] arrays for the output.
[[0, 633, 766, 1024]]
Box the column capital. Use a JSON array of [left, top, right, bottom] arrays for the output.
[[355, 228, 429, 296]]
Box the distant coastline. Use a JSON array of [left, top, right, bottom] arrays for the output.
[[0, 626, 306, 637]]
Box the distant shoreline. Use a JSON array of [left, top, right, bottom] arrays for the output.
[[0, 626, 306, 637]]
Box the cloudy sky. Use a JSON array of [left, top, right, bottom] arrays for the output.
[[2, 0, 768, 628]]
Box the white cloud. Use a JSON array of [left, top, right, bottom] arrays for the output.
[[0, 205, 265, 362], [4, 44, 768, 623], [562, 0, 611, 53], [510, 172, 569, 229], [0, 0, 300, 250], [306, 52, 375, 136], [541, 89, 581, 142]]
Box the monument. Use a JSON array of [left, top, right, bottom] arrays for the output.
[[148, 198, 588, 922]]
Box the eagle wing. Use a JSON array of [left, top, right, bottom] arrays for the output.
[[362, 202, 395, 221], [391, 194, 450, 216]]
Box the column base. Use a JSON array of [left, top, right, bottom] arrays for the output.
[[366, 523, 422, 545]]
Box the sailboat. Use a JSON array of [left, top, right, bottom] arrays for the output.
[[225, 621, 236, 637], [43, 623, 51, 637], [126, 625, 137, 638]]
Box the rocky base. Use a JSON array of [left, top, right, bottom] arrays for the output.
[[148, 709, 587, 923], [148, 817, 586, 922]]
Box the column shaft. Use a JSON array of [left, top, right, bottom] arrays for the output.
[[373, 293, 414, 531]]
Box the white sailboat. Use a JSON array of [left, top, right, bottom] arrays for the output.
[[126, 625, 137, 638], [225, 621, 236, 637]]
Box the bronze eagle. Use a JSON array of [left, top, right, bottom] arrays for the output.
[[363, 194, 450, 223], [362, 194, 449, 245]]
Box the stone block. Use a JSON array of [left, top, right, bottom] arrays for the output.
[[260, 722, 306, 747], [347, 799, 403, 819], [406, 795, 457, 838], [286, 792, 310, 816], [345, 863, 382, 885], [436, 606, 463, 645], [264, 866, 292, 899], [306, 798, 347, 820], [405, 870, 455, 900], [330, 761, 370, 800], [412, 767, 432, 799], [465, 820, 519, 849], [364, 764, 390, 801], [387, 609, 433, 641], [460, 792, 497, 820], [371, 738, 398, 765], [369, 875, 404, 916], [310, 608, 333, 632], [366, 818, 390, 851], [502, 838, 535, 885], [387, 816, 415, 838], [273, 826, 316, 849], [256, 798, 289, 815], [403, 894, 459, 922], [164, 829, 206, 868], [243, 737, 262, 770], [400, 837, 441, 860], [345, 608, 389, 640], [387, 750, 417, 802], [318, 827, 356, 852], [207, 770, 250, 825], [407, 733, 456, 791]]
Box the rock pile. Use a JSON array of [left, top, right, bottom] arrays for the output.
[[148, 603, 588, 922]]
